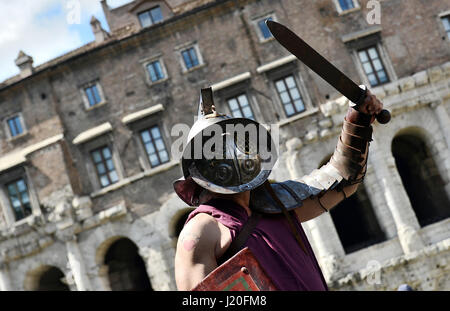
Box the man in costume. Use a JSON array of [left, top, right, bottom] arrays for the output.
[[173, 83, 383, 291], [173, 17, 388, 291]]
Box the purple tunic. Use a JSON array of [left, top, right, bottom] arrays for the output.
[[185, 198, 328, 291]]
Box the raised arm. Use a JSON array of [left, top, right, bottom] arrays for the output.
[[294, 89, 383, 222]]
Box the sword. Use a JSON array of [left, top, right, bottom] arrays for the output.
[[266, 20, 391, 124]]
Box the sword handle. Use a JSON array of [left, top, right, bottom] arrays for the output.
[[357, 86, 391, 124]]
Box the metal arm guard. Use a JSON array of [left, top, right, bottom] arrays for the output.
[[250, 111, 372, 214]]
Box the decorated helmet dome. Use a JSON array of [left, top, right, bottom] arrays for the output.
[[173, 87, 278, 206]]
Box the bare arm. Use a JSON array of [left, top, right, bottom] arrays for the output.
[[295, 90, 383, 222], [175, 213, 229, 290]]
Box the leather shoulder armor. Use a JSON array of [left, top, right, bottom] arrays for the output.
[[250, 163, 345, 214], [250, 180, 315, 214]]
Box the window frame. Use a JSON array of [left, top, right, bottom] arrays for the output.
[[139, 125, 170, 168], [145, 59, 168, 85], [80, 81, 106, 110], [5, 178, 33, 222], [274, 74, 307, 118], [146, 60, 165, 82], [90, 145, 120, 188], [85, 84, 102, 107], [333, 0, 360, 15], [439, 13, 450, 41], [357, 45, 390, 87], [181, 47, 200, 70], [251, 12, 277, 43], [261, 60, 313, 121], [176, 42, 204, 73], [226, 93, 256, 120], [79, 134, 124, 192], [123, 108, 171, 172], [0, 167, 40, 227], [4, 113, 27, 140], [140, 54, 169, 86], [213, 78, 264, 123], [344, 31, 397, 88], [137, 5, 163, 28]]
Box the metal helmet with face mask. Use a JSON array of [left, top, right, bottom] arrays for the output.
[[173, 87, 278, 206]]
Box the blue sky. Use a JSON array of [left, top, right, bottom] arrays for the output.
[[0, 0, 134, 83]]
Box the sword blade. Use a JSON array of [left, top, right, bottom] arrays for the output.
[[266, 20, 365, 105]]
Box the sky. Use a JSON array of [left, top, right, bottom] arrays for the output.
[[0, 0, 134, 83]]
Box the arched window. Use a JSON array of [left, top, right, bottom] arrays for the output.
[[330, 183, 385, 253], [104, 238, 153, 291], [319, 156, 385, 254], [392, 134, 450, 227]]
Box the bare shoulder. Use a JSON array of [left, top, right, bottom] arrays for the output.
[[177, 213, 221, 258], [175, 212, 230, 290], [179, 213, 219, 242], [176, 212, 232, 262]]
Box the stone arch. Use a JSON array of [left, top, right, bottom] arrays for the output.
[[84, 212, 174, 291], [168, 207, 195, 239], [95, 235, 125, 266], [391, 127, 450, 227], [373, 110, 450, 187], [318, 154, 386, 254], [98, 236, 153, 291], [24, 265, 70, 291], [155, 192, 195, 242], [84, 194, 200, 291]]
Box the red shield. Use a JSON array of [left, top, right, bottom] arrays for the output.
[[192, 247, 277, 291]]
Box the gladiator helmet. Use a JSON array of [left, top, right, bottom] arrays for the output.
[[173, 87, 278, 206]]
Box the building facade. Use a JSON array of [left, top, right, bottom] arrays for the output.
[[0, 0, 449, 291]]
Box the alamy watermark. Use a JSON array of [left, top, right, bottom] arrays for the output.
[[170, 122, 280, 170], [66, 0, 81, 25], [365, 259, 382, 286], [65, 0, 381, 26], [366, 0, 381, 25]]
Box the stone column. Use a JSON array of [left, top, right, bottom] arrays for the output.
[[285, 138, 346, 282], [430, 100, 450, 196], [363, 166, 397, 239], [431, 100, 450, 151], [94, 264, 111, 291], [138, 245, 177, 291], [0, 262, 12, 291], [304, 214, 346, 282], [368, 140, 424, 254], [65, 236, 92, 291]]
